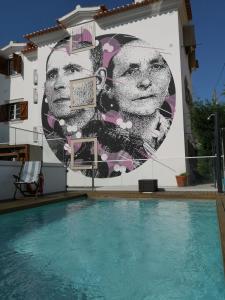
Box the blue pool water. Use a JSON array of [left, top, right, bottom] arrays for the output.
[[0, 199, 225, 299]]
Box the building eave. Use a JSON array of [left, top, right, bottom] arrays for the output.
[[23, 5, 107, 41], [24, 24, 64, 40], [23, 0, 192, 43], [1, 41, 27, 52], [0, 41, 27, 58], [94, 0, 192, 21], [58, 5, 102, 27], [21, 43, 38, 54]]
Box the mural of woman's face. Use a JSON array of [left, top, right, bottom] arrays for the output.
[[45, 45, 94, 119], [110, 40, 171, 116]]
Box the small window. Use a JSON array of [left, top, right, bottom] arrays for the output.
[[12, 53, 23, 75], [33, 69, 38, 85], [8, 60, 13, 75], [33, 126, 38, 143], [70, 76, 96, 110], [0, 56, 8, 75], [8, 59, 17, 76], [0, 101, 28, 123], [33, 88, 38, 104], [0, 53, 23, 76], [70, 138, 98, 170], [70, 22, 95, 53], [184, 77, 192, 105], [9, 103, 20, 121]]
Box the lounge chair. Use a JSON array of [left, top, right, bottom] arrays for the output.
[[13, 161, 42, 199]]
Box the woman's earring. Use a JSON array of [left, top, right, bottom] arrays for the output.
[[104, 84, 111, 92], [97, 85, 119, 113]]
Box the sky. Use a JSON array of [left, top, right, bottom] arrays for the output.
[[0, 0, 225, 101]]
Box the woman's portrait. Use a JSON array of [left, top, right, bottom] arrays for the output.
[[42, 33, 176, 178]]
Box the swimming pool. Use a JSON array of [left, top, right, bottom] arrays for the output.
[[0, 199, 224, 299]]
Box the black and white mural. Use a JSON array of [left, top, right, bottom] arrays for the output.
[[42, 33, 176, 178]]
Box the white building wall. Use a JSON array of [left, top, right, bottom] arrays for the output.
[[0, 1, 194, 188], [178, 11, 196, 155], [0, 75, 11, 104], [0, 72, 24, 104], [0, 54, 43, 146], [34, 9, 187, 187]]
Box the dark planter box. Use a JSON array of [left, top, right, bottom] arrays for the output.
[[138, 179, 158, 192]]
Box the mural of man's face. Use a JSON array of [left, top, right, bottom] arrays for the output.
[[111, 40, 171, 116], [45, 45, 94, 119]]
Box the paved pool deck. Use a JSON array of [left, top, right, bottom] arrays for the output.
[[70, 182, 217, 192]]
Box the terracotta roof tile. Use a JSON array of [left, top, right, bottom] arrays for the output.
[[23, 1, 192, 40], [22, 43, 38, 54], [24, 24, 63, 40], [95, 0, 192, 20], [23, 6, 107, 40]]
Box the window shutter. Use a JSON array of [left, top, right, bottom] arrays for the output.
[[183, 24, 196, 48], [20, 101, 28, 120], [0, 104, 9, 122], [13, 53, 22, 74], [0, 56, 8, 75]]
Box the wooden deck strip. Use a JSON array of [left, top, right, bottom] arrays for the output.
[[216, 199, 225, 273], [0, 192, 87, 214]]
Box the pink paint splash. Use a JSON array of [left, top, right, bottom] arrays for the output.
[[100, 37, 121, 68]]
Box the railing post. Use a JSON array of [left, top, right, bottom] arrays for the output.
[[215, 109, 223, 193], [92, 161, 95, 191], [65, 165, 68, 193], [14, 127, 16, 145]]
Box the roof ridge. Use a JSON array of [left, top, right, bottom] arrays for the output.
[[24, 24, 64, 40], [22, 43, 38, 54], [23, 1, 192, 40], [95, 0, 192, 20]]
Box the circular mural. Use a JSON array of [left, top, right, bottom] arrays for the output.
[[42, 34, 176, 178]]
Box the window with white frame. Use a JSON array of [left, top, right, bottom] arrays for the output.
[[70, 138, 98, 170], [70, 22, 95, 53], [9, 103, 20, 120], [70, 76, 96, 110], [0, 101, 28, 122]]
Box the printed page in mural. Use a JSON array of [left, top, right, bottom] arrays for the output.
[[70, 77, 96, 110]]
